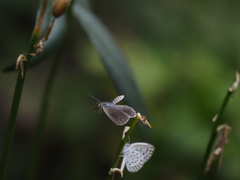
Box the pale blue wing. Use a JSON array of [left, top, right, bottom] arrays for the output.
[[129, 143, 155, 162], [124, 143, 155, 172], [125, 151, 144, 172]]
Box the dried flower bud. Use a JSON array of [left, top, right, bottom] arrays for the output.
[[52, 0, 71, 18]]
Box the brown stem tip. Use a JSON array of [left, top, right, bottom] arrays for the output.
[[137, 113, 152, 128], [53, 0, 72, 18], [229, 71, 239, 92]]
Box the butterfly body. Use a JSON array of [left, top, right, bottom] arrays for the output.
[[90, 95, 136, 125], [97, 102, 112, 113]]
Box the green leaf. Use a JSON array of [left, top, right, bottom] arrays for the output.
[[73, 3, 149, 138]]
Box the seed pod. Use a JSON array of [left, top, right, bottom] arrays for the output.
[[52, 0, 72, 18]]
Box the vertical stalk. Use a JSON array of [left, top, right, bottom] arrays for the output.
[[0, 1, 48, 179], [27, 50, 63, 180], [27, 1, 73, 178], [200, 72, 239, 178], [107, 116, 140, 180], [201, 91, 232, 173]]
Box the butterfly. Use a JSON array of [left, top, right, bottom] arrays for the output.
[[89, 94, 136, 125], [120, 142, 155, 172]]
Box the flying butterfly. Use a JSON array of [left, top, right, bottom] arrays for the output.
[[120, 142, 155, 173], [89, 94, 136, 126]]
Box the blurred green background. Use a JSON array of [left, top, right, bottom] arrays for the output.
[[1, 0, 240, 179]]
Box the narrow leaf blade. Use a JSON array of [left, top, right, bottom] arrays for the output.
[[73, 4, 149, 137]]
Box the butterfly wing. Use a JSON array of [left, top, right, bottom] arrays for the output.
[[103, 105, 130, 125], [111, 95, 124, 104], [124, 143, 155, 172], [112, 105, 136, 118], [124, 150, 144, 172]]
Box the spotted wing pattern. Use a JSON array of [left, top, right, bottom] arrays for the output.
[[123, 143, 154, 172]]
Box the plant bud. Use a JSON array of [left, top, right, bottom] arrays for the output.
[[53, 0, 71, 18]]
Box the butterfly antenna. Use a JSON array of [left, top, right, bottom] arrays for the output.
[[135, 138, 144, 142], [88, 94, 101, 104]]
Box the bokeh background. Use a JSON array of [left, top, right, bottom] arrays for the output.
[[1, 0, 240, 179]]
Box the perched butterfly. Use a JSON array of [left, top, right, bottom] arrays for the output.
[[120, 142, 155, 172], [89, 94, 136, 126]]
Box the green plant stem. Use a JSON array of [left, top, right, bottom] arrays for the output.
[[0, 36, 39, 180], [0, 1, 47, 179], [200, 90, 233, 178], [107, 116, 140, 180], [27, 51, 62, 180], [27, 2, 74, 178]]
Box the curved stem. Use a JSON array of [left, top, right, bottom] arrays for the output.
[[201, 91, 232, 170], [107, 116, 140, 180], [0, 1, 48, 179], [27, 49, 62, 180], [27, 1, 74, 179], [200, 72, 239, 178]]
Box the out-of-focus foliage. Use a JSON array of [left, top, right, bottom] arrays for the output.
[[73, 2, 148, 137], [1, 0, 240, 180]]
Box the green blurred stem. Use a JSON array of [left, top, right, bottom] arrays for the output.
[[27, 50, 62, 180], [27, 1, 74, 178], [107, 116, 140, 180], [0, 1, 47, 179], [200, 90, 233, 178]]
